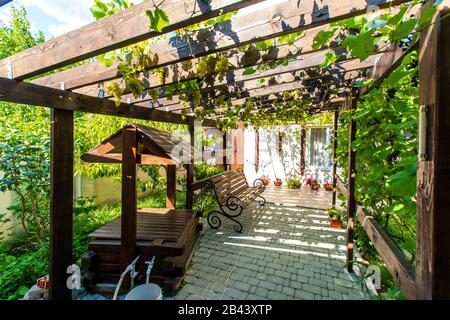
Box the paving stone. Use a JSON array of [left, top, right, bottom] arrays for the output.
[[290, 281, 302, 290], [231, 281, 252, 292], [266, 291, 286, 300], [282, 287, 295, 297], [224, 288, 248, 300], [175, 199, 369, 301], [302, 284, 322, 295], [328, 291, 343, 300], [267, 275, 284, 285], [309, 278, 328, 289], [255, 287, 268, 298], [294, 290, 315, 300]]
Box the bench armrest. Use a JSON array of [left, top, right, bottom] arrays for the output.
[[253, 178, 266, 189]]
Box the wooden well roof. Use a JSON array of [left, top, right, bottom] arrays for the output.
[[81, 123, 189, 165]]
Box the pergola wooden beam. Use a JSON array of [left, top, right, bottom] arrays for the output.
[[0, 0, 264, 80], [127, 53, 379, 106], [139, 71, 359, 114], [0, 77, 216, 127], [31, 0, 407, 92]]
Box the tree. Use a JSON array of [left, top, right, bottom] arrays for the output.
[[0, 6, 49, 243], [0, 6, 44, 59]]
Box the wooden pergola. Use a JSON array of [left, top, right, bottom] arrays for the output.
[[0, 0, 448, 300]]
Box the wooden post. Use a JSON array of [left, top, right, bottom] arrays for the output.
[[121, 126, 138, 271], [166, 164, 177, 209], [186, 118, 194, 209], [49, 109, 73, 300], [346, 95, 357, 273], [255, 128, 260, 173], [300, 126, 306, 176], [332, 111, 339, 208], [222, 131, 228, 171], [415, 5, 450, 300]]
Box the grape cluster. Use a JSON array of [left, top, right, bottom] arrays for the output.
[[125, 77, 144, 98], [399, 34, 415, 52], [214, 54, 230, 81], [154, 67, 167, 85], [196, 59, 208, 79], [106, 82, 124, 107]]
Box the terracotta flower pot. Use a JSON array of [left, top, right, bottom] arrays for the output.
[[324, 184, 333, 191], [311, 185, 320, 190], [329, 219, 342, 229], [274, 180, 283, 187]]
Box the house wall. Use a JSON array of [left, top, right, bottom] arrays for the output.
[[243, 125, 333, 184]]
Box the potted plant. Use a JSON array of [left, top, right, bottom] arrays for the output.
[[324, 182, 333, 191], [327, 208, 342, 229], [305, 177, 312, 186], [274, 178, 283, 186], [311, 179, 320, 190], [287, 177, 302, 189], [260, 175, 270, 186]]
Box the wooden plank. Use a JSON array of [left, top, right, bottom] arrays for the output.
[[166, 165, 177, 209], [33, 0, 407, 91], [120, 126, 137, 272], [346, 94, 357, 272], [0, 77, 216, 127], [415, 4, 450, 300], [336, 175, 349, 199], [49, 108, 74, 300], [356, 205, 416, 299], [331, 111, 339, 208], [0, 0, 265, 79], [186, 118, 195, 209]]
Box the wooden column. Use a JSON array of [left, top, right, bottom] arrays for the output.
[[300, 126, 306, 176], [346, 96, 357, 273], [166, 164, 177, 209], [49, 109, 74, 300], [415, 5, 450, 300], [186, 118, 195, 209], [222, 131, 228, 171], [255, 128, 260, 173], [332, 111, 339, 208], [121, 126, 138, 271]]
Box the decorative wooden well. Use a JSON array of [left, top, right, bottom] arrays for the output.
[[80, 123, 202, 296]]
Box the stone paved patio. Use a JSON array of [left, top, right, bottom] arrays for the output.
[[175, 187, 371, 300]]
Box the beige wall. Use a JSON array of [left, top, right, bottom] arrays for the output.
[[0, 190, 17, 241]]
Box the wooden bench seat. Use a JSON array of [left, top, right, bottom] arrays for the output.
[[205, 170, 266, 232]]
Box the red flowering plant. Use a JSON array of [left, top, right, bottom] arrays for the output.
[[311, 179, 320, 190]]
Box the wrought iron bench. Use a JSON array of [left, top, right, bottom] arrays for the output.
[[205, 170, 266, 233]]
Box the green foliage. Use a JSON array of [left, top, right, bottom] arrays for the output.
[[193, 162, 224, 181], [146, 7, 170, 33], [335, 52, 419, 264], [286, 177, 302, 189], [90, 0, 132, 20]]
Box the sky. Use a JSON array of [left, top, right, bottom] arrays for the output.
[[0, 0, 284, 39], [0, 0, 98, 38]]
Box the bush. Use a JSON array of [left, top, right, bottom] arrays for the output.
[[194, 162, 224, 181]]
